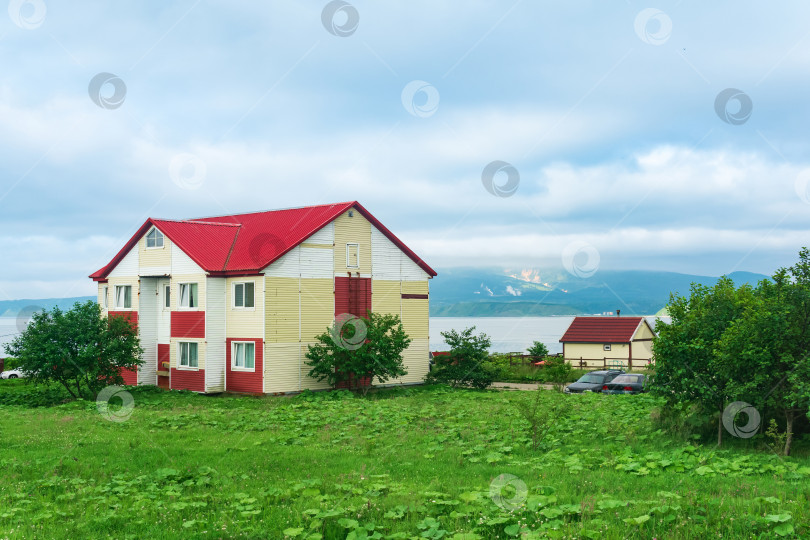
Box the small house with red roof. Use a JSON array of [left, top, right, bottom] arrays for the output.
[[90, 202, 436, 394], [559, 316, 655, 369]]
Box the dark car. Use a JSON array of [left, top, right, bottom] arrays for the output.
[[601, 373, 647, 394], [564, 370, 625, 393]]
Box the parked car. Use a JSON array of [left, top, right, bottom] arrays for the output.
[[601, 373, 647, 394], [0, 369, 26, 379], [564, 370, 624, 393]]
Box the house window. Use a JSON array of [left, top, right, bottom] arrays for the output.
[[179, 342, 199, 368], [164, 285, 171, 309], [115, 285, 132, 309], [233, 282, 255, 308], [146, 227, 164, 249], [346, 243, 360, 268], [103, 286, 108, 309], [232, 342, 255, 370], [603, 344, 611, 351], [179, 283, 198, 308]]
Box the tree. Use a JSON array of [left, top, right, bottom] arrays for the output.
[[425, 327, 493, 389], [305, 311, 411, 396], [4, 301, 143, 399], [649, 277, 753, 446], [527, 341, 549, 358]]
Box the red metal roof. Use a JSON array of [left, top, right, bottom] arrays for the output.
[[559, 316, 645, 343], [91, 201, 437, 280]]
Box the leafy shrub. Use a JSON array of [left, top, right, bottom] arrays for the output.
[[425, 327, 494, 389], [2, 357, 20, 371], [527, 341, 549, 357]]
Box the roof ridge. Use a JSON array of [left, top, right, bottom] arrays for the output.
[[222, 227, 241, 271], [189, 201, 355, 221]]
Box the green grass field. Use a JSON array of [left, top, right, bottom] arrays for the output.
[[0, 379, 808, 539]]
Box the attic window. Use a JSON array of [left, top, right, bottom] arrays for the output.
[[346, 243, 360, 268], [146, 228, 164, 249]]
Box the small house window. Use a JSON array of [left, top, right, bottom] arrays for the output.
[[346, 243, 360, 268], [103, 286, 108, 309], [164, 285, 171, 309], [179, 342, 198, 368], [232, 342, 255, 370], [115, 285, 132, 309], [146, 228, 164, 249], [179, 283, 198, 308], [233, 282, 255, 308], [603, 344, 611, 351]]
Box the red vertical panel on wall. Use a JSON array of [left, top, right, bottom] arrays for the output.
[[335, 277, 371, 317], [225, 338, 264, 393], [157, 344, 170, 368], [170, 368, 205, 392], [170, 312, 206, 338]]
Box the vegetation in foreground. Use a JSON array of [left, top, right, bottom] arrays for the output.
[[1, 380, 808, 539]]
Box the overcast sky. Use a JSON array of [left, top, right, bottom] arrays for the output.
[[1, 1, 809, 299]]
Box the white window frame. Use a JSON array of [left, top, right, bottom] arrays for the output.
[[231, 341, 256, 372], [114, 285, 132, 309], [145, 227, 165, 249], [163, 284, 171, 310], [232, 281, 256, 310], [178, 282, 199, 310], [102, 286, 109, 309], [178, 341, 199, 369], [346, 243, 360, 268], [603, 344, 611, 351]]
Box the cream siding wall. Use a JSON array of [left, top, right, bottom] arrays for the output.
[[171, 275, 207, 311], [139, 231, 171, 275], [398, 339, 430, 384], [170, 339, 206, 370], [565, 342, 631, 368], [334, 209, 371, 275], [138, 278, 158, 385], [371, 280, 401, 316], [226, 277, 265, 339], [98, 284, 110, 313], [631, 321, 656, 361], [206, 278, 227, 392], [264, 344, 301, 393], [265, 277, 300, 343]]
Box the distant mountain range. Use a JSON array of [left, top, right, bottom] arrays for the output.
[[0, 268, 769, 319], [0, 297, 95, 318], [429, 268, 768, 316]]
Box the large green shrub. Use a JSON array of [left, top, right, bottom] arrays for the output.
[[425, 327, 494, 389]]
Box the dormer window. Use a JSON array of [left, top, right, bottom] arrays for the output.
[[146, 227, 164, 249]]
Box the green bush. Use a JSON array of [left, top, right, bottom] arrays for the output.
[[2, 357, 20, 371], [425, 327, 494, 389]]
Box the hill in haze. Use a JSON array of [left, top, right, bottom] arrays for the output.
[[0, 297, 96, 318], [429, 268, 767, 316]]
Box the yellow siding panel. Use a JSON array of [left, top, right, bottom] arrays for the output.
[[300, 278, 334, 342], [333, 209, 372, 274], [264, 343, 301, 393], [401, 298, 429, 339], [226, 277, 264, 338], [300, 343, 332, 391], [401, 280, 428, 295], [372, 280, 401, 316], [397, 338, 429, 384], [139, 234, 172, 268], [265, 277, 300, 343]]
